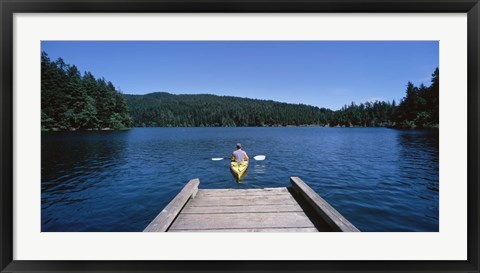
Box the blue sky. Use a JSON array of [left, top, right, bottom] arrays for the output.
[[42, 41, 438, 110]]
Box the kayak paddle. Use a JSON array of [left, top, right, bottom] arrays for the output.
[[253, 155, 266, 161], [212, 155, 266, 161]]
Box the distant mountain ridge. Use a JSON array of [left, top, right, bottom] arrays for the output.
[[41, 52, 440, 131], [123, 92, 333, 127], [124, 67, 438, 129], [40, 51, 438, 130]]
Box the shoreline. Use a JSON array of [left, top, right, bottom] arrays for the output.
[[41, 127, 131, 132], [41, 124, 439, 131]]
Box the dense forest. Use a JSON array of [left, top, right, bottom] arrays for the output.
[[41, 51, 438, 130], [332, 67, 438, 129], [124, 93, 334, 127], [41, 52, 132, 131], [124, 93, 396, 127], [124, 67, 438, 129]]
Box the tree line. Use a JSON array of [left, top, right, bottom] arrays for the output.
[[331, 66, 438, 128], [124, 93, 334, 127], [124, 93, 398, 127], [41, 52, 132, 131], [124, 67, 438, 129], [41, 51, 438, 130]]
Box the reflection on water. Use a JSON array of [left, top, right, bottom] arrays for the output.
[[42, 127, 439, 232], [253, 163, 266, 174]]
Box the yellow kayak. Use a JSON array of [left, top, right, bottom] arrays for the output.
[[230, 160, 249, 180]]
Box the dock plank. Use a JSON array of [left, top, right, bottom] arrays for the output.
[[187, 195, 297, 207], [143, 178, 199, 232], [195, 188, 289, 197], [290, 177, 359, 232], [170, 227, 318, 232], [144, 177, 356, 233], [181, 204, 303, 214], [168, 212, 315, 230]]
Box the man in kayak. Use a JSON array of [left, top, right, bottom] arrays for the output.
[[231, 143, 249, 162]]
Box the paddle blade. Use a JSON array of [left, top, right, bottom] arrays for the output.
[[253, 155, 266, 161], [212, 157, 225, 161]]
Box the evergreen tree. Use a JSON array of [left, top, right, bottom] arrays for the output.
[[41, 52, 132, 131], [42, 52, 438, 131], [394, 68, 439, 128], [123, 67, 438, 129]]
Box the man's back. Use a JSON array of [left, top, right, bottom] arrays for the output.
[[232, 149, 246, 162]]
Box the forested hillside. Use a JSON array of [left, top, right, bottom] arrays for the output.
[[124, 93, 396, 127], [41, 52, 132, 131], [41, 50, 438, 130], [124, 93, 334, 127], [124, 68, 438, 129]]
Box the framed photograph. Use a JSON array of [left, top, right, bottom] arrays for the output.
[[1, 0, 479, 272]]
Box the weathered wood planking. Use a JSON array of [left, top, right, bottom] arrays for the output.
[[187, 195, 298, 207], [195, 188, 289, 197], [144, 177, 358, 232], [170, 227, 319, 232], [290, 177, 360, 232], [143, 178, 199, 232], [168, 212, 316, 231], [181, 204, 303, 214], [168, 186, 316, 231]]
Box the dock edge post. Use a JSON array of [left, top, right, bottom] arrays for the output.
[[290, 177, 360, 232], [143, 178, 200, 232]]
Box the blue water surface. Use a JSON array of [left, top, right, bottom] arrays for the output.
[[41, 127, 439, 232]]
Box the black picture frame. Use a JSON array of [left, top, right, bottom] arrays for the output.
[[1, 0, 479, 272]]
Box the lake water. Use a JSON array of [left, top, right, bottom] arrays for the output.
[[41, 127, 439, 232]]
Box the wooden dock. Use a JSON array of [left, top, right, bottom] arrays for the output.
[[144, 177, 359, 232]]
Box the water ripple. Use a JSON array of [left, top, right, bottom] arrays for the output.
[[42, 127, 439, 232]]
